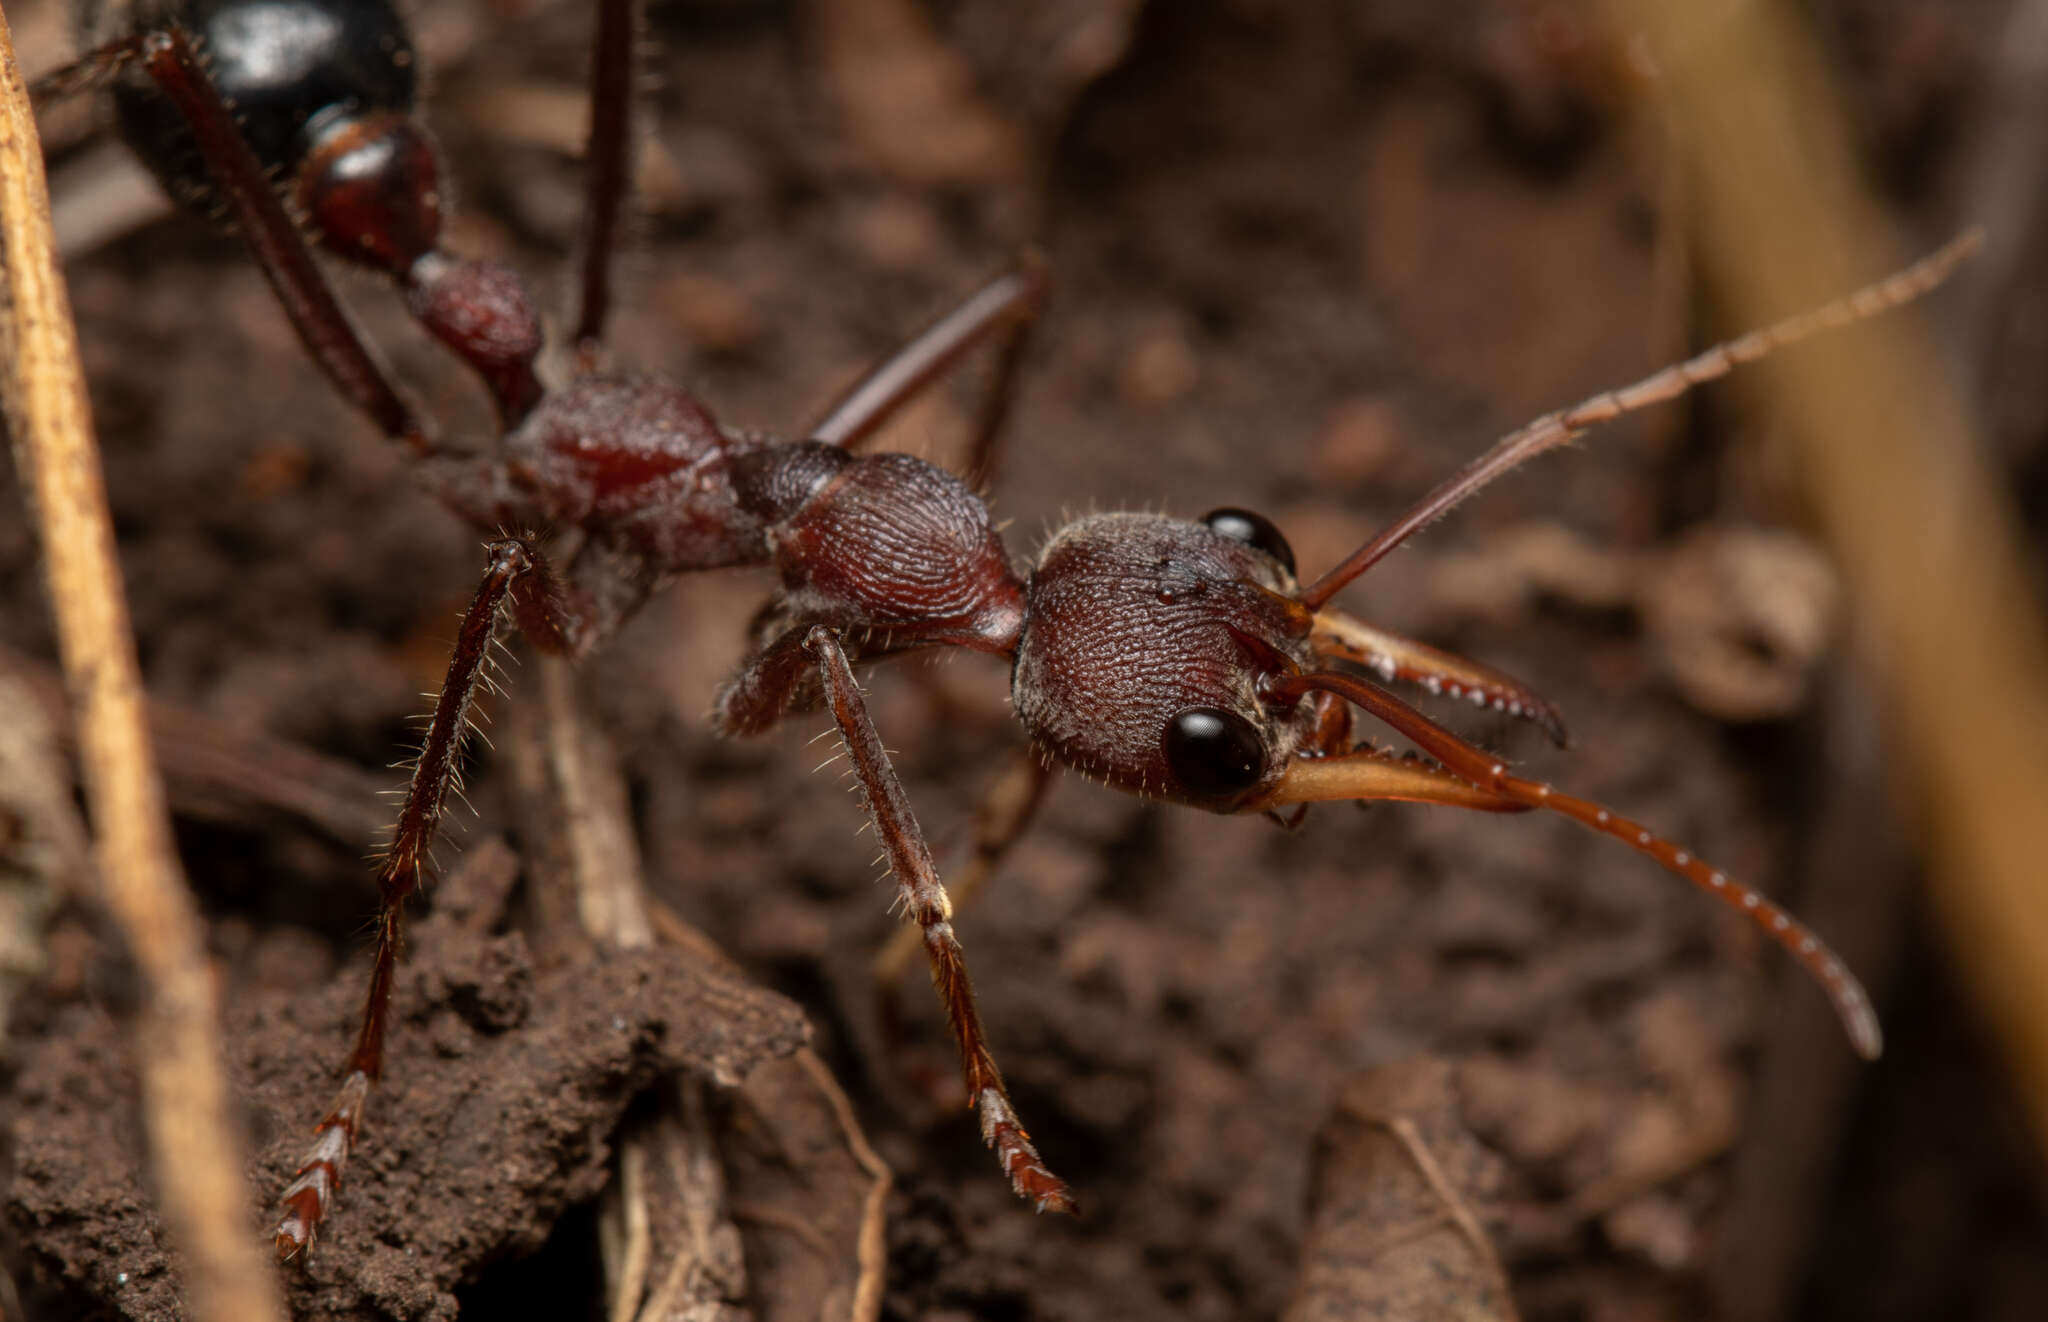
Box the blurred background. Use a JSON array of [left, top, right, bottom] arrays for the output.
[[5, 0, 2045, 1318]]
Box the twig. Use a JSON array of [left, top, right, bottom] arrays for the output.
[[604, 1139, 653, 1322], [0, 641, 392, 847], [795, 1051, 890, 1322], [536, 654, 654, 949], [1287, 1063, 1517, 1322], [0, 672, 84, 1034], [525, 658, 753, 1320], [649, 897, 893, 1322], [0, 14, 285, 1322]]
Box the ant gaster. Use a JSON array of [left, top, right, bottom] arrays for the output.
[[41, 0, 1975, 1258]]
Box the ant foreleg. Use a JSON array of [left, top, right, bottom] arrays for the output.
[[803, 627, 1076, 1214], [37, 30, 429, 452], [873, 749, 1054, 1099], [275, 537, 558, 1258], [807, 259, 1050, 487]]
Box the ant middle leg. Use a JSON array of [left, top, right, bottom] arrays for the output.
[[807, 258, 1050, 486], [573, 0, 640, 359], [712, 624, 1071, 1209]]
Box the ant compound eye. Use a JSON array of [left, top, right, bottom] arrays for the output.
[[1201, 507, 1296, 575], [1164, 707, 1267, 799]]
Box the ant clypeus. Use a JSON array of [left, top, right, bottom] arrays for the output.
[[39, 0, 1975, 1260]]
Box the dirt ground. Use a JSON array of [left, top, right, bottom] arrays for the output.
[[5, 1, 2046, 1319]]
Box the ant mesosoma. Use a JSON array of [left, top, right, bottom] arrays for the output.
[[40, 0, 1975, 1259]]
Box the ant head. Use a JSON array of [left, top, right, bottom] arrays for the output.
[[1013, 510, 1321, 811]]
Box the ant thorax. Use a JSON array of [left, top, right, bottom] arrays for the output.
[[504, 374, 772, 573], [1014, 511, 1317, 810], [740, 443, 1027, 652]]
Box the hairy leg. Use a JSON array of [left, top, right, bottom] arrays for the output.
[[803, 627, 1073, 1213], [274, 536, 580, 1257], [872, 749, 1052, 1099]]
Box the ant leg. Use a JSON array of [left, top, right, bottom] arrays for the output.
[[873, 749, 1053, 1098], [274, 537, 573, 1258], [1266, 669, 1883, 1060], [956, 259, 1049, 491], [803, 627, 1075, 1213], [25, 31, 138, 100], [709, 624, 819, 737], [572, 0, 638, 356], [38, 32, 429, 453], [1312, 609, 1568, 746], [807, 258, 1050, 486]]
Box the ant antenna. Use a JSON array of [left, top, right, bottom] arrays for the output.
[[1297, 229, 1984, 611], [1268, 668, 1883, 1058]]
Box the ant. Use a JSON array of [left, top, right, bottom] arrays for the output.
[[39, 0, 1974, 1261]]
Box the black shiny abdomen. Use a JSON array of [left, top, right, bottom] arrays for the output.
[[102, 0, 416, 212]]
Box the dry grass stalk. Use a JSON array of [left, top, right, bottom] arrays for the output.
[[1613, 0, 2048, 1156], [0, 11, 285, 1322]]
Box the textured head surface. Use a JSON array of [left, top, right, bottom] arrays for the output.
[[1015, 512, 1312, 808]]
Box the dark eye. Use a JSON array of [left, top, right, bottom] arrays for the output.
[[1201, 507, 1295, 575], [1164, 707, 1267, 799]]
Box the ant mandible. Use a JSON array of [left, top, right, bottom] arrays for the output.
[[40, 0, 1973, 1259]]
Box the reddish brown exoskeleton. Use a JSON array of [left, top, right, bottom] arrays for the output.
[[40, 0, 1976, 1256]]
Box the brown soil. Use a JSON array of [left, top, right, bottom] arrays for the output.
[[5, 2, 2045, 1320]]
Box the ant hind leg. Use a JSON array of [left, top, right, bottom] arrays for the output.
[[572, 0, 639, 359], [275, 536, 583, 1257]]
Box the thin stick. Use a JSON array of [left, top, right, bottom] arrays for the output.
[[645, 897, 894, 1322], [1356, 1111, 1521, 1322], [0, 15, 285, 1322]]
